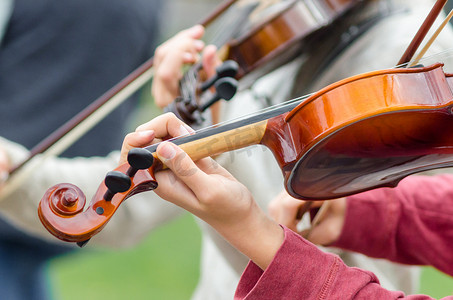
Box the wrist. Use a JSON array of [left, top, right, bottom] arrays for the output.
[[216, 202, 285, 270]]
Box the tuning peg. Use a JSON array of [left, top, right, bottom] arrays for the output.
[[126, 148, 154, 177], [164, 96, 203, 125], [103, 171, 131, 201], [200, 60, 239, 92], [199, 77, 238, 112]]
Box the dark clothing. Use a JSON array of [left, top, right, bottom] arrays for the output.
[[0, 0, 161, 157], [0, 0, 162, 299]]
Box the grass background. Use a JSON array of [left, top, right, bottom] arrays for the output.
[[47, 213, 453, 300], [48, 214, 201, 300]]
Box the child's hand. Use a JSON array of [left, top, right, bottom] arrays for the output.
[[121, 113, 284, 269], [268, 190, 346, 246], [152, 25, 220, 108]]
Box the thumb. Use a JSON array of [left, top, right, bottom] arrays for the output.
[[156, 141, 211, 194]]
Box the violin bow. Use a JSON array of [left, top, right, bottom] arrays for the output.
[[408, 8, 453, 67], [0, 0, 238, 200], [397, 0, 448, 65]]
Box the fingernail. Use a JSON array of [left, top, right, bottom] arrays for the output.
[[204, 44, 217, 53], [182, 52, 195, 62], [138, 130, 154, 138], [194, 40, 205, 51], [190, 24, 204, 33], [179, 124, 195, 136], [179, 125, 190, 136], [185, 124, 195, 133], [157, 142, 176, 161]]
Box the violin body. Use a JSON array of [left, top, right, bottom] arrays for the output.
[[220, 0, 358, 83], [38, 63, 453, 243], [263, 63, 453, 199]]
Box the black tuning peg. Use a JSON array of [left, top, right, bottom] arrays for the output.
[[200, 60, 239, 92], [199, 77, 238, 112], [103, 171, 132, 201], [126, 148, 154, 177]]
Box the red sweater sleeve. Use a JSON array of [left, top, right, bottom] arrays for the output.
[[235, 174, 453, 299], [235, 227, 453, 299], [332, 174, 453, 275]]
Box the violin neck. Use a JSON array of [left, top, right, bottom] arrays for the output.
[[146, 99, 300, 160], [179, 119, 268, 161]]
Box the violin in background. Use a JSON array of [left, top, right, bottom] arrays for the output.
[[166, 0, 361, 126]]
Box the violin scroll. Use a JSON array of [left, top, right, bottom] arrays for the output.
[[43, 183, 86, 217], [38, 148, 159, 245], [165, 60, 239, 126]]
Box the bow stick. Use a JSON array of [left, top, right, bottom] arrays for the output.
[[397, 0, 448, 65], [0, 0, 238, 200], [408, 8, 453, 67]]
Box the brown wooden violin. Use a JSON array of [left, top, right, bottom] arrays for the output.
[[39, 62, 453, 245], [167, 0, 361, 125]]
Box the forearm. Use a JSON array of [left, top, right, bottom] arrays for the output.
[[214, 201, 284, 270], [236, 227, 453, 300]]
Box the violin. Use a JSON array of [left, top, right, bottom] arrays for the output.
[[38, 62, 453, 245], [167, 0, 361, 125]]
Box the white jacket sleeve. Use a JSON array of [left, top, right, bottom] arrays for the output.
[[0, 137, 184, 248]]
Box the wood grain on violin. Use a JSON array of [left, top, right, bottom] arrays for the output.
[[39, 63, 453, 243]]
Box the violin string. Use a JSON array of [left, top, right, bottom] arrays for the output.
[[396, 0, 447, 65], [395, 47, 453, 69], [207, 1, 257, 47], [185, 92, 312, 137], [188, 48, 453, 137], [191, 48, 453, 138]]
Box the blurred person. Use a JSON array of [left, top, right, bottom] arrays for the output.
[[0, 0, 162, 299]]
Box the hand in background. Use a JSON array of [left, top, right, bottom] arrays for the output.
[[268, 190, 346, 246], [152, 25, 221, 108]]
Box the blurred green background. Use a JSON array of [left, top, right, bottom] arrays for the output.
[[48, 214, 201, 300]]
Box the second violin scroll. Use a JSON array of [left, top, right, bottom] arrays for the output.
[[164, 60, 240, 125]]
